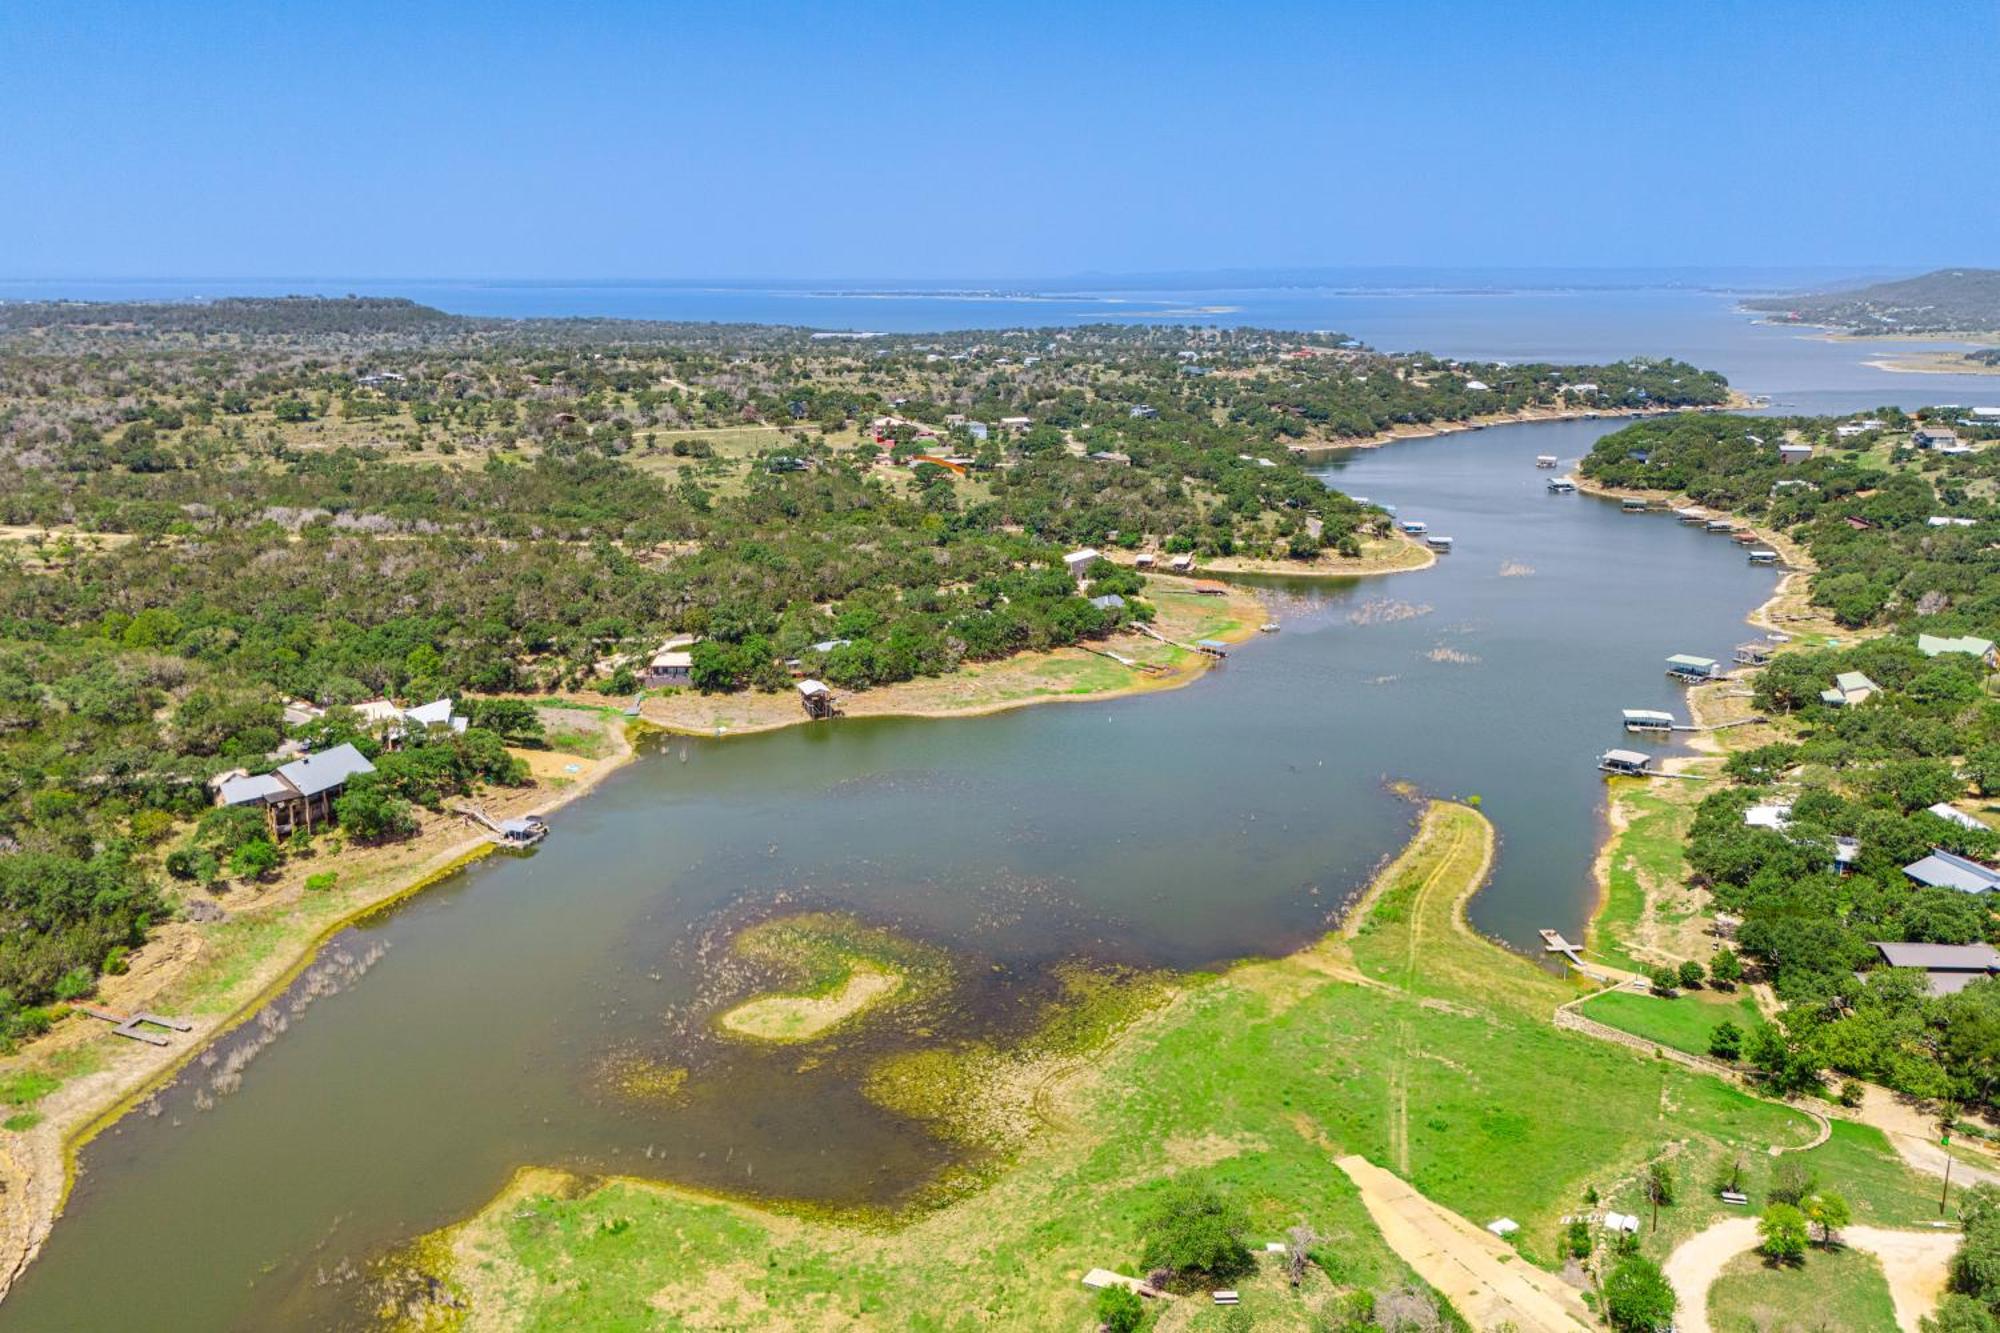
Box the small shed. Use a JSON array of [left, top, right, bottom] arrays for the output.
[[1134, 553, 1157, 569]]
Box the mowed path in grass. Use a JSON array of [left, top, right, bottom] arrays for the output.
[[419, 803, 1931, 1331]]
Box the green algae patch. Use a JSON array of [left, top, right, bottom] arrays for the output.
[[864, 961, 1173, 1168], [595, 1052, 690, 1102], [713, 912, 949, 1045]]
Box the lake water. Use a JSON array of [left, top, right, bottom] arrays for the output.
[[6, 276, 1992, 1328], [7, 274, 2000, 417], [1, 418, 1786, 1330]]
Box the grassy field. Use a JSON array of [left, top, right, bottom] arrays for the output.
[[390, 801, 1944, 1330], [1577, 987, 1767, 1060], [1707, 1244, 1898, 1332], [1587, 782, 1700, 973]]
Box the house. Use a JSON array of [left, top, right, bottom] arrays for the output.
[[1777, 442, 1813, 464], [1665, 654, 1722, 683], [1904, 849, 2000, 895], [1088, 451, 1132, 466], [1465, 380, 1492, 392], [1913, 426, 1960, 450], [964, 421, 990, 441], [1168, 554, 1195, 573], [1918, 634, 1998, 667], [1063, 548, 1102, 582], [1927, 803, 1990, 832], [998, 416, 1033, 431], [1927, 516, 1976, 528], [352, 696, 469, 746], [1128, 405, 1158, 419], [1134, 553, 1156, 570], [644, 643, 696, 687], [1873, 941, 2000, 996], [1820, 671, 1880, 707], [218, 743, 377, 839], [808, 638, 853, 655], [1088, 594, 1126, 611], [1835, 423, 1870, 438], [1743, 802, 1792, 830]]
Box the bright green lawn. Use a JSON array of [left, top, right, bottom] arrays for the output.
[[1708, 1244, 1897, 1333], [1578, 987, 1767, 1059]]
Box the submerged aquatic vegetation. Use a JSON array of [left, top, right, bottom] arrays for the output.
[[595, 1053, 690, 1102], [864, 960, 1171, 1193], [713, 912, 951, 1045]]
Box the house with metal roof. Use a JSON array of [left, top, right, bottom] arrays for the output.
[[218, 742, 377, 839], [1927, 803, 1990, 833], [1904, 849, 2000, 895], [1918, 634, 1998, 667], [1063, 548, 1102, 582], [1820, 671, 1879, 707], [1873, 941, 2000, 995]]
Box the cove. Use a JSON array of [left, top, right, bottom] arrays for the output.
[[0, 418, 1779, 1331]]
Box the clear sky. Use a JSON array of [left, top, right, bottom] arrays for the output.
[[3, 0, 1994, 280]]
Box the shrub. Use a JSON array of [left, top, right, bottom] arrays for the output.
[[1138, 1181, 1254, 1283], [303, 872, 338, 893], [1709, 1020, 1744, 1061], [1677, 960, 1705, 989], [1649, 965, 1678, 996], [1094, 1284, 1144, 1333], [227, 838, 280, 881]]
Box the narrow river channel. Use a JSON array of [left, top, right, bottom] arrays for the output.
[[2, 417, 1782, 1331]]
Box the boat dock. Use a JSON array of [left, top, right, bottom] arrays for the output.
[[73, 1004, 192, 1047], [1539, 929, 1586, 968], [1621, 708, 1675, 733], [1546, 476, 1577, 494]]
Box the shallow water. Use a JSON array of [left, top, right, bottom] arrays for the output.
[[0, 418, 1785, 1330]]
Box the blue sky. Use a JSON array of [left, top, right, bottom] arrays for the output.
[[2, 0, 1994, 280]]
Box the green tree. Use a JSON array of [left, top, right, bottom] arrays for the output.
[[1645, 1158, 1677, 1227], [1649, 965, 1679, 996], [1678, 959, 1706, 990], [1709, 1019, 1745, 1062], [334, 776, 417, 841], [1709, 946, 1743, 988], [1602, 1255, 1676, 1332], [1759, 1203, 1809, 1264], [1804, 1191, 1851, 1247], [1138, 1181, 1254, 1283]]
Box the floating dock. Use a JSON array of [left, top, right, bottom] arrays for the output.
[[1547, 476, 1577, 494], [1621, 708, 1676, 733]]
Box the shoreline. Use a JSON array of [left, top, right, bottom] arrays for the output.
[[1574, 471, 1816, 972], [0, 408, 1631, 1307], [0, 718, 638, 1304], [1286, 392, 1758, 455]]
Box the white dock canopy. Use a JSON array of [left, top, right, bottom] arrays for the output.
[[1622, 708, 1675, 730]]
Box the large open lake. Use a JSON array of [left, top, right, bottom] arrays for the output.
[[4, 279, 1997, 1329]]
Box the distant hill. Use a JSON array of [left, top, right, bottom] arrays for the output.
[[1744, 267, 2000, 334], [0, 295, 458, 337]]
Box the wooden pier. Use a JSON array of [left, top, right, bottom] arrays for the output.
[[1540, 930, 1586, 968], [73, 1004, 192, 1047]]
